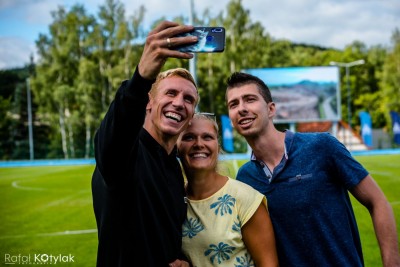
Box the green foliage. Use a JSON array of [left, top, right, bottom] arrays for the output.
[[0, 96, 13, 159], [381, 28, 400, 133], [0, 70, 28, 160]]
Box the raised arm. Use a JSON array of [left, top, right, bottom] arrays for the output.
[[138, 21, 197, 80], [95, 20, 198, 183]]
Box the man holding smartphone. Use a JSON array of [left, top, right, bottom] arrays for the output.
[[92, 21, 200, 267]]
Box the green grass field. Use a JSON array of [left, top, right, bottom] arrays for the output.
[[0, 154, 399, 266]]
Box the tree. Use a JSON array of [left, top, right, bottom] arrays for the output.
[[0, 68, 32, 159], [381, 28, 400, 136], [32, 4, 97, 158], [30, 0, 149, 159], [354, 45, 387, 128], [6, 0, 397, 158]]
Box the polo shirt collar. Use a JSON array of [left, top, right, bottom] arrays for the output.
[[250, 130, 293, 161]]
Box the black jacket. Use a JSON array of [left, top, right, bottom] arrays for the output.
[[92, 68, 187, 266]]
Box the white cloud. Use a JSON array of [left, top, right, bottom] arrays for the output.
[[0, 0, 60, 24], [0, 36, 35, 69], [23, 0, 63, 24], [241, 0, 399, 48]]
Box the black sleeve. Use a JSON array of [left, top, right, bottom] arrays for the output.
[[94, 67, 155, 185]]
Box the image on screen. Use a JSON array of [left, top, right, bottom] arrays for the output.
[[244, 66, 341, 123], [174, 28, 224, 53]]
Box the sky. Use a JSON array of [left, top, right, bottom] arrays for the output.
[[0, 0, 399, 70]]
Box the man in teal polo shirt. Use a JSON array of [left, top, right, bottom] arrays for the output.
[[225, 71, 400, 267]]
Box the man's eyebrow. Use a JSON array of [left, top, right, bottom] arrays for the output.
[[242, 93, 258, 98]]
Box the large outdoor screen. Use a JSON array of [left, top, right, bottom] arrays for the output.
[[244, 66, 341, 123]]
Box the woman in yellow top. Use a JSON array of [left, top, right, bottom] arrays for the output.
[[177, 113, 279, 267]]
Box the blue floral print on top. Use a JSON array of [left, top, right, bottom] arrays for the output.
[[182, 178, 266, 266]]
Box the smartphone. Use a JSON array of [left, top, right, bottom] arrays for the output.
[[173, 27, 225, 53]]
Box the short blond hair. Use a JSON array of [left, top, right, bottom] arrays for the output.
[[192, 113, 219, 134], [149, 68, 199, 105]]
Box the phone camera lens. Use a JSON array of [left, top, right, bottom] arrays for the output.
[[212, 28, 223, 32]]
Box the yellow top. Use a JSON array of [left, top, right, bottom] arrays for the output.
[[182, 178, 267, 266]]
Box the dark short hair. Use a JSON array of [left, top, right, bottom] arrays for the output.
[[226, 72, 273, 104]]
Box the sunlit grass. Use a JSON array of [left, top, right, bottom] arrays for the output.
[[0, 155, 398, 266]]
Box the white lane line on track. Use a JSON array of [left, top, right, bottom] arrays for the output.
[[11, 180, 46, 191], [40, 190, 88, 209]]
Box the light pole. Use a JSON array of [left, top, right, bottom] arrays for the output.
[[189, 0, 198, 112], [27, 54, 35, 160], [26, 77, 34, 160], [329, 59, 365, 149]]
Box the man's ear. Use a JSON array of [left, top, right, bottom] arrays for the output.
[[146, 92, 152, 111], [188, 111, 196, 125], [268, 102, 276, 118]]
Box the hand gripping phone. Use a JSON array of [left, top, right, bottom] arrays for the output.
[[174, 27, 225, 53]]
